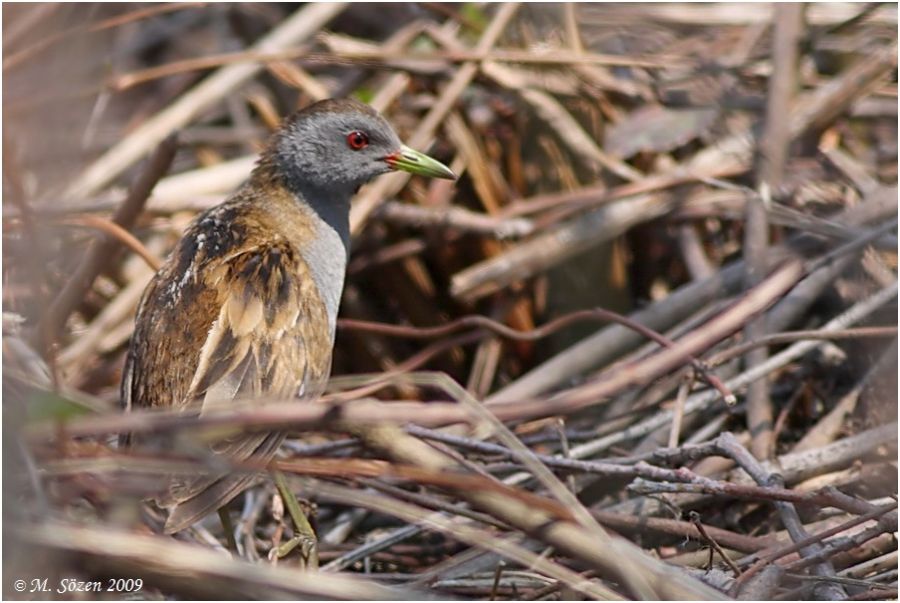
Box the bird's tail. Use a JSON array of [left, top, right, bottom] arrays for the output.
[[164, 472, 261, 534], [163, 432, 286, 534]]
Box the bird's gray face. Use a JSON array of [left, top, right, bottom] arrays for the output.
[[274, 99, 455, 197]]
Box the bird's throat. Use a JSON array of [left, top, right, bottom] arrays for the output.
[[285, 181, 351, 345]]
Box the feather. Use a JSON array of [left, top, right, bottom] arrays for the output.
[[122, 197, 336, 532]]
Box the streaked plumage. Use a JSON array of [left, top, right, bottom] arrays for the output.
[[122, 98, 454, 533]]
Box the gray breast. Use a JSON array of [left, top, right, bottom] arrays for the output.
[[297, 201, 349, 340]]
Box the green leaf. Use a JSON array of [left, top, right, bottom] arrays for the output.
[[25, 390, 95, 423], [353, 87, 375, 104], [461, 3, 488, 32]]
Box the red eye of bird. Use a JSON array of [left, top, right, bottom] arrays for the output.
[[347, 131, 369, 150]]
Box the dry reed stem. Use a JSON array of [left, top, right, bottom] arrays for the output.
[[7, 5, 896, 599], [64, 3, 347, 199]]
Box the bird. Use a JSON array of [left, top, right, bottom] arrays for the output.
[[121, 98, 455, 534]]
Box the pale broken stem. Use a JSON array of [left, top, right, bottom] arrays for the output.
[[668, 371, 694, 449]]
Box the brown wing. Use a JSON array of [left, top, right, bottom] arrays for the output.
[[191, 240, 332, 408], [165, 239, 334, 533], [123, 225, 333, 533]]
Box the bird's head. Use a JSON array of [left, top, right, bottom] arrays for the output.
[[271, 98, 455, 196]]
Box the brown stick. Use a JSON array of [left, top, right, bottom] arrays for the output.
[[340, 308, 735, 403], [689, 511, 743, 576], [57, 215, 163, 272]]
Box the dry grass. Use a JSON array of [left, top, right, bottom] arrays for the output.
[[3, 3, 897, 600]]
